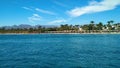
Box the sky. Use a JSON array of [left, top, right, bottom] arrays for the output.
[[0, 0, 120, 26]]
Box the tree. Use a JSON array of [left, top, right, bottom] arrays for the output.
[[96, 22, 103, 30], [60, 24, 70, 30], [116, 23, 120, 30], [29, 28, 34, 33], [37, 26, 42, 33], [74, 25, 79, 30], [81, 25, 89, 30], [107, 21, 112, 30], [69, 24, 73, 30], [89, 21, 95, 31], [110, 20, 114, 24], [38, 26, 42, 29], [0, 27, 5, 33]]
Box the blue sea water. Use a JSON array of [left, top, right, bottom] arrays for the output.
[[0, 34, 120, 68]]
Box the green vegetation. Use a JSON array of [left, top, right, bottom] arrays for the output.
[[0, 20, 120, 34]]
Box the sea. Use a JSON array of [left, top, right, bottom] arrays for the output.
[[0, 34, 120, 68]]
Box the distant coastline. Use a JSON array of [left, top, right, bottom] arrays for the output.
[[0, 32, 120, 35], [1, 20, 120, 34]]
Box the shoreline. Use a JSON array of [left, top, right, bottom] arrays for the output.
[[0, 32, 120, 35]]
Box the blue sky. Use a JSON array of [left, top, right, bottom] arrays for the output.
[[0, 0, 120, 26]]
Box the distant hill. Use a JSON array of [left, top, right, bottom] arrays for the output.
[[0, 24, 58, 29]]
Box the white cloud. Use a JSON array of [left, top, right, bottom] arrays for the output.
[[48, 19, 67, 24], [28, 14, 41, 22], [22, 7, 33, 11], [67, 0, 120, 17], [53, 1, 68, 8], [35, 8, 56, 15], [22, 7, 56, 15]]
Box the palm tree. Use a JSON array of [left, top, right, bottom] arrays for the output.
[[89, 21, 95, 32], [97, 22, 103, 30], [103, 25, 107, 30], [110, 20, 114, 24], [38, 26, 42, 33], [69, 24, 73, 30], [107, 21, 112, 30]]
